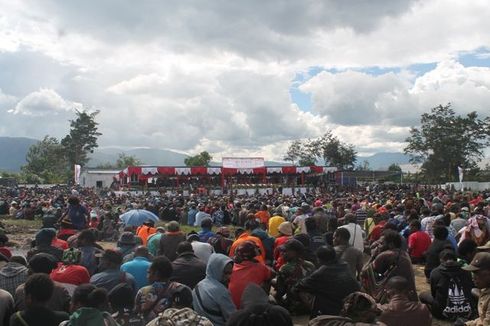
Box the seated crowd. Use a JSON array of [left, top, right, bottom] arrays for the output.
[[0, 190, 489, 326]]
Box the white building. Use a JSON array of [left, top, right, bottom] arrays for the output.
[[80, 169, 120, 188]]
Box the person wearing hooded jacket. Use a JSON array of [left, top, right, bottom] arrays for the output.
[[193, 253, 237, 326]]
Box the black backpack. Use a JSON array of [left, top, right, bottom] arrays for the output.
[[442, 277, 473, 321]]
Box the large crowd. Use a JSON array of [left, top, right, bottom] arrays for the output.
[[0, 185, 489, 326]]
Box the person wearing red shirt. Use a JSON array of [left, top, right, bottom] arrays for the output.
[[407, 220, 432, 264], [273, 222, 294, 270], [229, 241, 273, 307], [50, 248, 90, 292], [51, 236, 69, 250], [368, 215, 387, 243]]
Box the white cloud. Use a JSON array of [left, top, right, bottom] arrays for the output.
[[8, 88, 83, 116]]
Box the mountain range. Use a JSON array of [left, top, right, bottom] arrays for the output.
[[0, 136, 413, 172]]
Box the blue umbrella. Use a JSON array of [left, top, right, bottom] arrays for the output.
[[119, 209, 159, 226]]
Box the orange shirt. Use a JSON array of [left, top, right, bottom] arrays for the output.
[[136, 225, 157, 246], [229, 233, 266, 264]]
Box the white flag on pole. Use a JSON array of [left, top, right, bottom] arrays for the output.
[[74, 164, 81, 185]]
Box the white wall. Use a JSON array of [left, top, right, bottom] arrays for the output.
[[80, 171, 118, 188], [444, 182, 490, 191]]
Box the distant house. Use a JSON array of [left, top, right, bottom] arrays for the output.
[[79, 169, 120, 188]]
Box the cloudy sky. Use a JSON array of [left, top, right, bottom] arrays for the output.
[[1, 0, 490, 161]]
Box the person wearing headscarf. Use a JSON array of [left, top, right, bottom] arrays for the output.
[[228, 241, 273, 307], [459, 214, 490, 246], [226, 284, 292, 326], [192, 253, 236, 326]]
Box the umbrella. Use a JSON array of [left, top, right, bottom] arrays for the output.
[[119, 209, 159, 226]]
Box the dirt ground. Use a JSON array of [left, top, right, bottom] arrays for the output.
[[1, 218, 453, 325]]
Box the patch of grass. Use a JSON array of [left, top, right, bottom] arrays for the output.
[[0, 217, 42, 229]]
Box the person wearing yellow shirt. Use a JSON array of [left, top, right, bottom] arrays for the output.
[[268, 212, 286, 238]]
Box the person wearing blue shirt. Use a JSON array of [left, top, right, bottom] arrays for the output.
[[120, 246, 152, 291]]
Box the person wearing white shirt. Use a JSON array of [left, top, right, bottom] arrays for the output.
[[339, 213, 365, 252]]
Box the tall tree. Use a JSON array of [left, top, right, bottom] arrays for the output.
[[61, 110, 102, 167], [116, 153, 142, 168], [22, 136, 66, 183], [184, 151, 213, 167], [404, 104, 490, 182]]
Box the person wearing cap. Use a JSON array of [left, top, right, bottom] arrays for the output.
[[159, 221, 186, 261], [136, 219, 157, 246], [90, 249, 136, 294], [170, 241, 206, 288], [147, 226, 166, 256], [273, 221, 294, 270], [120, 246, 152, 291], [462, 252, 490, 325], [229, 220, 266, 264], [228, 241, 273, 308], [295, 245, 360, 318], [188, 233, 215, 264], [268, 211, 286, 238], [274, 239, 315, 314], [116, 231, 138, 258], [15, 253, 71, 312]]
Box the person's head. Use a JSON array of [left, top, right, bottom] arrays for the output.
[[234, 228, 246, 239], [458, 239, 478, 263], [35, 228, 56, 246], [316, 245, 337, 265], [78, 229, 97, 246], [439, 249, 457, 264], [0, 233, 8, 246], [217, 227, 231, 238], [463, 252, 490, 289], [206, 253, 233, 286], [385, 276, 410, 298], [99, 249, 123, 271], [148, 256, 173, 283], [24, 273, 54, 307], [176, 241, 194, 255], [28, 253, 58, 274], [143, 219, 155, 227], [476, 215, 488, 229], [187, 232, 200, 243], [134, 246, 150, 259], [344, 213, 356, 224], [333, 228, 350, 246], [408, 219, 422, 233], [235, 241, 259, 263], [166, 221, 180, 232], [382, 230, 402, 250], [433, 226, 449, 241], [68, 196, 80, 206], [11, 255, 27, 266], [108, 283, 135, 312], [201, 218, 213, 229], [283, 239, 304, 262], [340, 292, 380, 323], [277, 222, 293, 236], [71, 284, 108, 312], [245, 219, 259, 232]]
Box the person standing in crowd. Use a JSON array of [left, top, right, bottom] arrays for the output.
[[192, 253, 236, 326], [187, 202, 198, 226], [378, 276, 431, 326], [171, 241, 207, 289], [295, 245, 360, 318], [333, 227, 363, 279], [64, 196, 88, 230], [339, 213, 365, 252], [10, 274, 69, 326], [158, 221, 186, 261], [120, 246, 152, 291], [462, 252, 490, 325]]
